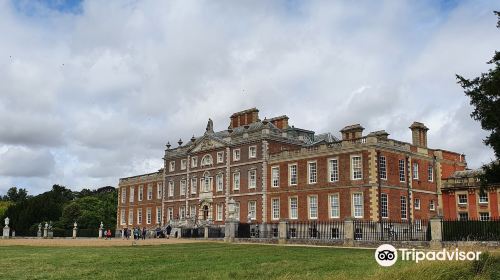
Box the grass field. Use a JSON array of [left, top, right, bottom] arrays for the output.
[[0, 242, 498, 279]]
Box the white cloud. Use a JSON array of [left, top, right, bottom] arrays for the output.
[[0, 0, 498, 195]]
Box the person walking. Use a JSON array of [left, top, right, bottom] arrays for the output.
[[142, 227, 147, 240], [166, 224, 172, 239]]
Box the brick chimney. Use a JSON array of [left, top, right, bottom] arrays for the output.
[[229, 108, 260, 129], [268, 115, 289, 130], [409, 122, 429, 147], [340, 124, 364, 140]]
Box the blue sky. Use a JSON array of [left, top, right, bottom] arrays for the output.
[[0, 0, 499, 195]]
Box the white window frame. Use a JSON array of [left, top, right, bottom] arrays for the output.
[[248, 201, 256, 220], [271, 198, 280, 220], [180, 180, 186, 196], [459, 212, 469, 221], [156, 207, 161, 224], [168, 181, 174, 197], [191, 156, 198, 168], [146, 208, 152, 224], [234, 202, 240, 221], [400, 196, 407, 220], [351, 155, 362, 180], [233, 172, 240, 191], [249, 146, 257, 158], [308, 161, 317, 184], [169, 161, 175, 172], [248, 169, 257, 189], [190, 205, 196, 218], [216, 173, 224, 192], [129, 187, 134, 203], [412, 162, 419, 180], [479, 212, 490, 221], [289, 163, 298, 186], [271, 166, 280, 187], [429, 200, 435, 211], [379, 156, 387, 180], [167, 207, 173, 222], [181, 159, 187, 170], [479, 192, 488, 204], [399, 159, 406, 182], [414, 198, 421, 210], [381, 193, 388, 218], [137, 208, 142, 224], [121, 188, 126, 204], [329, 193, 340, 219], [216, 204, 223, 221], [120, 209, 126, 225], [138, 185, 143, 201], [180, 206, 186, 220], [233, 149, 240, 161], [308, 195, 318, 220], [217, 151, 224, 163], [328, 158, 339, 182], [191, 178, 197, 194], [128, 209, 133, 225], [147, 184, 153, 200], [458, 194, 467, 205], [289, 196, 298, 220], [352, 192, 363, 218], [157, 183, 162, 199]]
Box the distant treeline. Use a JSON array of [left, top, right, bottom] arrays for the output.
[[0, 185, 117, 236]]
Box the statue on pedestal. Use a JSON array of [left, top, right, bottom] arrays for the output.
[[4, 217, 9, 227]]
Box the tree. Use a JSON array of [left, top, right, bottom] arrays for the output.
[[4, 187, 29, 203], [456, 11, 500, 185]]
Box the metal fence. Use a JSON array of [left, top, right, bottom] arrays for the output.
[[352, 220, 430, 241], [181, 228, 204, 238], [442, 218, 500, 241], [286, 221, 344, 240], [208, 226, 224, 238]]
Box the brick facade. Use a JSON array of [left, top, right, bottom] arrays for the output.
[[116, 108, 468, 231]]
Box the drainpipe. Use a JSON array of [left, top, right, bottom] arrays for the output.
[[377, 150, 382, 223]]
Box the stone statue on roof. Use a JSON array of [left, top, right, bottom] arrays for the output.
[[206, 118, 214, 134]]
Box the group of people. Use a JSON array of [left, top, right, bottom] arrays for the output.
[[121, 224, 173, 240], [104, 229, 112, 239]]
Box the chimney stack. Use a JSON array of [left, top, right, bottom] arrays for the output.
[[409, 122, 429, 147], [268, 115, 289, 130], [229, 108, 259, 129], [340, 124, 364, 140]]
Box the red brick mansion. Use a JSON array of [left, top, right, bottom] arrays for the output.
[[116, 108, 482, 231]]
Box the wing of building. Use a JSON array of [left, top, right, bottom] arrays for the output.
[[116, 108, 482, 231]]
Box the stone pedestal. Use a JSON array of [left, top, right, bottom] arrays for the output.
[[47, 230, 53, 239], [278, 220, 288, 244], [98, 229, 103, 239], [430, 217, 443, 249], [2, 226, 10, 239], [343, 217, 354, 246], [204, 226, 209, 239], [72, 228, 77, 239], [224, 220, 237, 243], [43, 227, 48, 239], [37, 229, 42, 238]]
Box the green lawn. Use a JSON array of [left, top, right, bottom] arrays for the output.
[[0, 243, 497, 280]]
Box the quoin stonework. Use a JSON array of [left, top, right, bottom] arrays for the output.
[[116, 108, 500, 233]]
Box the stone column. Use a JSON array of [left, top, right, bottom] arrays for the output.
[[72, 222, 78, 239], [224, 220, 236, 243], [204, 226, 209, 239], [430, 217, 443, 249], [343, 217, 354, 247], [278, 220, 287, 244]]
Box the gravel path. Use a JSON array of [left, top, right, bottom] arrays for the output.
[[0, 237, 215, 247]]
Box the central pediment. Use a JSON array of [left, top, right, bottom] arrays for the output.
[[189, 136, 226, 153]]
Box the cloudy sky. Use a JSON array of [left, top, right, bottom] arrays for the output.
[[0, 0, 499, 195]]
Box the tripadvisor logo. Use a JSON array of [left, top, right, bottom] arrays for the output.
[[375, 244, 482, 267]]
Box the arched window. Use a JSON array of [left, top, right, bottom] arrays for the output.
[[201, 154, 213, 166]]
